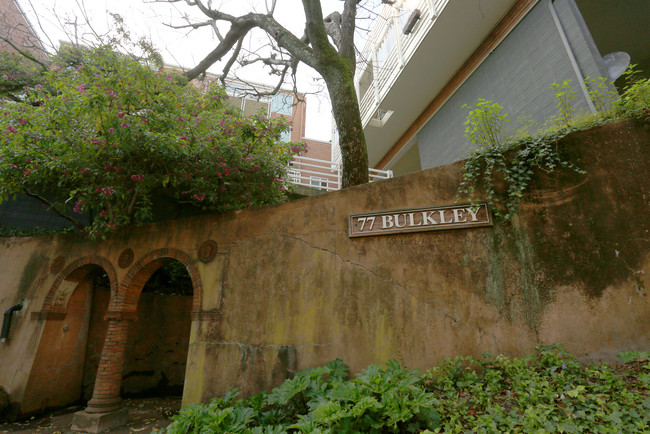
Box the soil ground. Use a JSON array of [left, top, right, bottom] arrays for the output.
[[0, 396, 180, 433]]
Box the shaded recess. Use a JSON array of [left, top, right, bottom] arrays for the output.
[[121, 261, 193, 397]]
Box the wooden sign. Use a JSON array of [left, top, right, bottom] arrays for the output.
[[349, 203, 491, 237]]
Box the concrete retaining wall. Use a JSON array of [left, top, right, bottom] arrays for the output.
[[0, 119, 648, 415]]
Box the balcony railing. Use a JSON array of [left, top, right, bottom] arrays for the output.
[[355, 0, 448, 126], [288, 155, 393, 192]]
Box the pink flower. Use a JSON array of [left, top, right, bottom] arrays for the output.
[[192, 193, 205, 201], [104, 164, 111, 170], [106, 89, 117, 98], [35, 84, 43, 89], [99, 186, 115, 196], [117, 112, 125, 118], [224, 168, 230, 176], [81, 168, 88, 174], [131, 174, 144, 182], [77, 84, 87, 93], [99, 210, 108, 217], [18, 118, 27, 125], [8, 126, 17, 133], [108, 128, 115, 133], [120, 122, 128, 128], [10, 164, 17, 168], [73, 200, 83, 213]]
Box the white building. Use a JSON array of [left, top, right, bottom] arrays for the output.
[[348, 0, 649, 176]]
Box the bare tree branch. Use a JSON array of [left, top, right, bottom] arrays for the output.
[[25, 0, 57, 52], [23, 188, 85, 230], [231, 63, 292, 99], [0, 35, 49, 70], [323, 12, 342, 49], [165, 19, 215, 31], [219, 35, 244, 86], [340, 0, 358, 69]]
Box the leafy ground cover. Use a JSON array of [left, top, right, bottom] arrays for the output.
[[165, 346, 649, 433]]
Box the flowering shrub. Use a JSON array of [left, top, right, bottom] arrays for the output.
[[0, 51, 43, 98], [0, 46, 302, 236]]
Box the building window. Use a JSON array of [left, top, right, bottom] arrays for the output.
[[272, 93, 293, 115], [243, 98, 271, 118], [310, 176, 328, 190], [280, 127, 292, 143], [224, 82, 272, 117], [288, 169, 301, 184]]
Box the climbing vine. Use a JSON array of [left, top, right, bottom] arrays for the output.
[[458, 130, 586, 219], [459, 69, 650, 219]]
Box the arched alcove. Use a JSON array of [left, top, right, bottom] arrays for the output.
[[111, 248, 201, 399], [22, 257, 117, 414], [121, 260, 194, 396]]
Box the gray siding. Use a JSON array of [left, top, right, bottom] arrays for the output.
[[417, 0, 609, 169]]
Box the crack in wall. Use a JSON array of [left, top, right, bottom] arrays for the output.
[[190, 341, 334, 351], [272, 231, 462, 324], [225, 230, 505, 334]]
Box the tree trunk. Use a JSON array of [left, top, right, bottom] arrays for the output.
[[322, 66, 369, 188]]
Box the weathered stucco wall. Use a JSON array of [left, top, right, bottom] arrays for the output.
[[0, 119, 648, 416]]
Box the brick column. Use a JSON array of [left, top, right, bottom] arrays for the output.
[[85, 311, 136, 414]]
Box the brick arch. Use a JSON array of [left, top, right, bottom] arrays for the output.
[[40, 255, 118, 315], [111, 248, 202, 314]]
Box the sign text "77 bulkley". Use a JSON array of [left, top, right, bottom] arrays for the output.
[[349, 203, 491, 237]]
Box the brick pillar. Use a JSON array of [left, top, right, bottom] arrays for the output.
[[85, 311, 136, 414]]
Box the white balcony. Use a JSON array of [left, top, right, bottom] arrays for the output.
[[288, 155, 393, 192], [353, 0, 520, 167], [356, 0, 446, 128]]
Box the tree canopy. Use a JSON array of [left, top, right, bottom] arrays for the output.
[[165, 0, 373, 187], [0, 45, 302, 236]]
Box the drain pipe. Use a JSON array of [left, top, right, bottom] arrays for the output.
[[547, 0, 596, 114], [1, 304, 23, 342]]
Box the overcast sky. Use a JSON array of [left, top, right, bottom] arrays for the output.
[[18, 0, 358, 141]]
